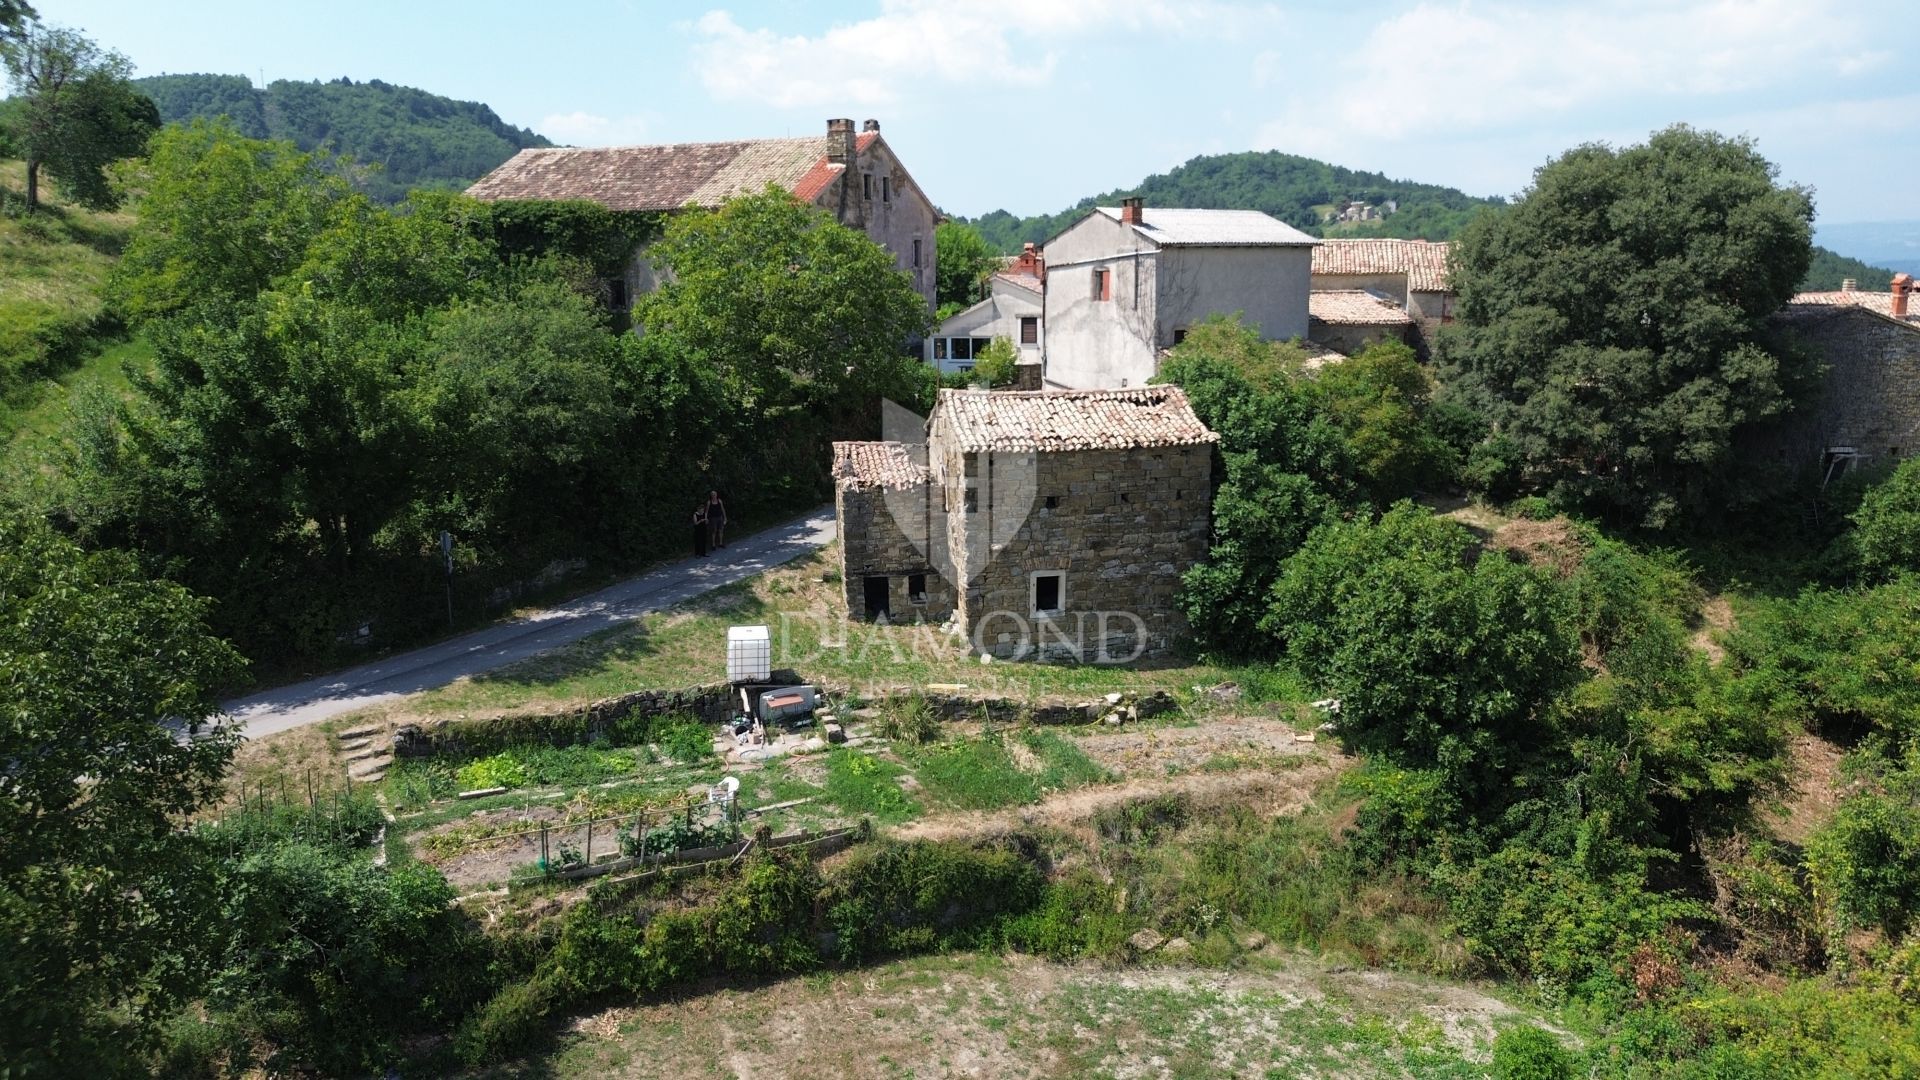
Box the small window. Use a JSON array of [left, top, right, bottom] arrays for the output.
[[1091, 268, 1110, 301], [1043, 495, 1060, 510], [949, 337, 973, 361], [863, 173, 873, 199], [908, 574, 927, 605], [912, 237, 921, 268], [963, 486, 978, 512], [1172, 327, 1188, 345], [882, 176, 891, 202], [1020, 316, 1038, 344], [933, 338, 948, 360], [1892, 446, 1905, 458], [971, 337, 990, 357], [1032, 572, 1064, 616]]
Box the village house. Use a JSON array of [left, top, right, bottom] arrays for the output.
[[1768, 274, 1920, 480], [832, 386, 1217, 660], [466, 118, 938, 316], [1310, 238, 1454, 355], [1307, 289, 1418, 355], [927, 243, 1044, 375], [1039, 199, 1317, 389]]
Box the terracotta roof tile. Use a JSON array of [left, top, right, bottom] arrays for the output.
[[1309, 290, 1415, 326], [992, 269, 1044, 295], [935, 386, 1218, 453], [1312, 239, 1452, 293], [1782, 289, 1919, 325], [832, 441, 928, 491], [468, 135, 842, 212]]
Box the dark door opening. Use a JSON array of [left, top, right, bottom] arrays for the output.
[[863, 576, 891, 620], [1033, 573, 1062, 615]]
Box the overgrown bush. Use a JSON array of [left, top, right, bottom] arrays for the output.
[[1852, 456, 1920, 578], [1807, 752, 1920, 939], [1491, 1026, 1577, 1080]]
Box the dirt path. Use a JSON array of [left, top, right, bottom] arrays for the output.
[[533, 950, 1532, 1079]]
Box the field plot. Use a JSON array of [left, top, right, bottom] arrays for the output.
[[514, 951, 1529, 1079]]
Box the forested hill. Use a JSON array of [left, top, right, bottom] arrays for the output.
[[135, 74, 551, 203], [959, 150, 1505, 252]]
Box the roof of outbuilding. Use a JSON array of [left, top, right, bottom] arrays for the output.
[[1780, 289, 1919, 326], [1309, 290, 1416, 326], [1312, 238, 1453, 293], [991, 269, 1044, 296], [466, 132, 881, 212], [832, 441, 928, 491], [934, 386, 1218, 453], [1093, 207, 1318, 248]]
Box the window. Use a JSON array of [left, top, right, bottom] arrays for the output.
[[882, 176, 891, 202], [1020, 316, 1038, 344], [1172, 327, 1188, 345], [971, 337, 990, 357], [1043, 495, 1060, 510], [912, 237, 921, 268], [963, 485, 978, 512], [933, 338, 948, 360], [1091, 268, 1110, 301], [863, 173, 873, 199], [908, 574, 928, 605], [1031, 572, 1064, 617], [607, 278, 629, 311]]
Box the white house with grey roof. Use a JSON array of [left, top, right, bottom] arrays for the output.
[[1040, 198, 1318, 389]]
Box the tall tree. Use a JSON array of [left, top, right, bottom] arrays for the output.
[[635, 185, 930, 412], [0, 517, 244, 1075], [1, 23, 157, 210], [0, 0, 33, 42], [1437, 125, 1816, 527], [934, 219, 999, 315]]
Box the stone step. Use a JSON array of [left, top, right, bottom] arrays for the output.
[[336, 726, 382, 741], [349, 764, 388, 783], [345, 747, 391, 764], [337, 737, 374, 752]]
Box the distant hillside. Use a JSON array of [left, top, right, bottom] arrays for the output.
[[958, 150, 1506, 252], [1802, 246, 1903, 292], [135, 74, 551, 203]]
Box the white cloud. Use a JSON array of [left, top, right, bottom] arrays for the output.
[[1256, 1, 1885, 163], [539, 110, 653, 146], [691, 1, 1276, 108]]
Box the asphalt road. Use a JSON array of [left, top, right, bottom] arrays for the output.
[[219, 508, 837, 739]]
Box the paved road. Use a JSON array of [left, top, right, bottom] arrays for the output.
[[220, 508, 837, 739]]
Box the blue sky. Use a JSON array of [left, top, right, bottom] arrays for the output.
[[35, 1, 1920, 226]]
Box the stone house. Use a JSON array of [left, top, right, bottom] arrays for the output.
[[1310, 238, 1454, 355], [1040, 199, 1317, 389], [832, 386, 1217, 660], [1307, 289, 1417, 356], [1767, 275, 1920, 479], [927, 244, 1045, 374], [467, 118, 938, 316]]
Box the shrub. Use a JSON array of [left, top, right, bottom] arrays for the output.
[[1004, 871, 1132, 961], [656, 716, 715, 764], [1852, 457, 1920, 578], [455, 751, 528, 791], [824, 840, 1046, 962], [1806, 756, 1920, 938], [452, 977, 558, 1068], [1491, 1026, 1576, 1080], [970, 336, 1019, 387]]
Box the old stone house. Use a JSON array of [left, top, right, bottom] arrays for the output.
[[1310, 238, 1454, 355], [927, 243, 1045, 374], [1040, 199, 1317, 389], [832, 386, 1217, 660], [467, 118, 938, 316], [1767, 275, 1920, 479]]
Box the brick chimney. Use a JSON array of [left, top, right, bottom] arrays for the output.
[[1841, 278, 1857, 292], [862, 118, 880, 133], [1012, 241, 1046, 282], [1895, 273, 1914, 319], [826, 118, 856, 164], [1120, 196, 1145, 226]]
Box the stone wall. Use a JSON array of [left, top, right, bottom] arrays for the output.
[[1308, 319, 1414, 357], [954, 446, 1213, 659], [392, 683, 736, 758], [1765, 308, 1920, 468], [835, 482, 953, 620]]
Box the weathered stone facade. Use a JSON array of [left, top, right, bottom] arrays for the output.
[[1765, 303, 1920, 471], [834, 387, 1218, 662]]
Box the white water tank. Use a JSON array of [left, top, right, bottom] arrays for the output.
[[726, 625, 771, 683]]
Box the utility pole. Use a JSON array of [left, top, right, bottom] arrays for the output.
[[439, 530, 454, 627]]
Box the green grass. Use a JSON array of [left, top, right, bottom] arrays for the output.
[[908, 729, 1112, 811], [822, 747, 919, 823]]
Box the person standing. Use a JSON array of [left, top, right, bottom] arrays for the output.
[[706, 490, 728, 549], [692, 505, 709, 558]]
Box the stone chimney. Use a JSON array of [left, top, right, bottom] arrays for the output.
[[1120, 196, 1145, 226], [862, 118, 880, 133], [1012, 241, 1046, 281], [1895, 273, 1914, 319], [826, 118, 856, 164], [1841, 278, 1857, 292]]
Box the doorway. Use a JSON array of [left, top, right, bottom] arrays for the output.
[[863, 576, 891, 620]]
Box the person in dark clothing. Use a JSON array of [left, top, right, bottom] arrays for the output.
[[706, 490, 728, 548], [692, 506, 708, 558]]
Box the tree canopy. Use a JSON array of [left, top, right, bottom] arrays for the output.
[[1437, 125, 1817, 527], [0, 516, 243, 1074], [934, 219, 998, 316], [1, 22, 158, 210]]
